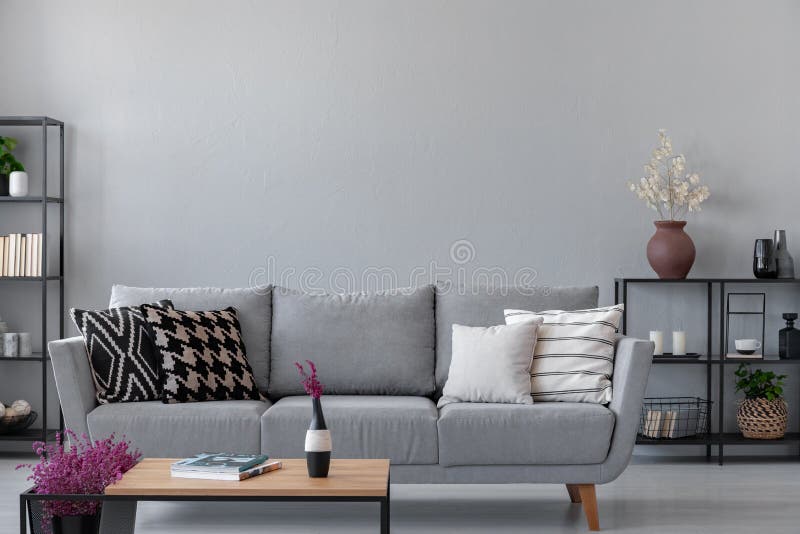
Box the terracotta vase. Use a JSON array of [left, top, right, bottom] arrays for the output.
[[646, 220, 696, 279]]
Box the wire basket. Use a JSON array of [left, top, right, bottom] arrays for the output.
[[639, 397, 711, 440]]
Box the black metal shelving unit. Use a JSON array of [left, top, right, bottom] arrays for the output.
[[0, 116, 64, 444], [615, 277, 800, 465]]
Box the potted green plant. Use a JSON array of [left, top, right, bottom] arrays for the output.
[[0, 135, 26, 196], [734, 363, 788, 439]]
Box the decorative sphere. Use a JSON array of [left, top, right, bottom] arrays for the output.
[[11, 400, 31, 416]]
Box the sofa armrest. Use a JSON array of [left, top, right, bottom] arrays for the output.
[[48, 336, 97, 437], [599, 336, 653, 483]]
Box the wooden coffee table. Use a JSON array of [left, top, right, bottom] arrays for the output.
[[21, 458, 391, 534]]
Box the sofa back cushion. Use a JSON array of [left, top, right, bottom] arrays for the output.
[[109, 285, 272, 392], [269, 286, 435, 397], [435, 286, 598, 393]]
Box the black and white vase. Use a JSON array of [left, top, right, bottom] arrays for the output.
[[305, 397, 331, 478]]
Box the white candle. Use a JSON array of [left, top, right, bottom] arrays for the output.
[[649, 331, 664, 355], [672, 331, 686, 356]]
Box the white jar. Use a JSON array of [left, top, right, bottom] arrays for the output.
[[17, 333, 32, 357], [9, 171, 28, 197], [3, 333, 18, 357]]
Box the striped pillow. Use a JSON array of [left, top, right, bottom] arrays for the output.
[[504, 305, 623, 404]]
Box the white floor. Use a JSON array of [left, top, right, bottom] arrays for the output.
[[3, 455, 800, 534]]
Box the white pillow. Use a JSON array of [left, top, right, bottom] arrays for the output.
[[438, 320, 543, 408], [505, 305, 623, 404]]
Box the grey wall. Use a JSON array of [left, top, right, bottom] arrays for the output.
[[1, 1, 799, 454]]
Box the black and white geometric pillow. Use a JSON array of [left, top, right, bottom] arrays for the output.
[[140, 304, 263, 404], [504, 305, 624, 404], [70, 300, 173, 404]]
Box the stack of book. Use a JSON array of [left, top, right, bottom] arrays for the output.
[[0, 233, 43, 277], [171, 453, 282, 481], [642, 409, 699, 439]]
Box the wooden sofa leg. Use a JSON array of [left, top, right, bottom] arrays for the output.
[[577, 484, 600, 531], [566, 484, 582, 503]]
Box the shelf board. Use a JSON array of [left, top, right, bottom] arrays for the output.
[[0, 276, 62, 282], [0, 353, 49, 362], [637, 434, 712, 445], [717, 356, 800, 365], [637, 432, 800, 445], [653, 355, 710, 364], [651, 355, 800, 365], [721, 432, 800, 444], [0, 116, 63, 127], [0, 196, 62, 203], [0, 429, 58, 442], [616, 277, 800, 284]]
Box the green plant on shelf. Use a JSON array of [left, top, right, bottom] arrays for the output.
[[734, 363, 786, 401], [0, 136, 25, 174]]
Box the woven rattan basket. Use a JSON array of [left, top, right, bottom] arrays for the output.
[[737, 397, 788, 439]]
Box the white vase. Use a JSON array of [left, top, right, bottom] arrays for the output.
[[9, 171, 28, 197]]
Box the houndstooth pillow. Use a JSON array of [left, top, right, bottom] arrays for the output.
[[70, 300, 173, 404], [140, 304, 263, 404]]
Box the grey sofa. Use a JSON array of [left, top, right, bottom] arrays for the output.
[[50, 284, 653, 531]]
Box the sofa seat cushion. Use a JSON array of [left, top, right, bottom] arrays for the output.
[[437, 402, 614, 466], [261, 396, 438, 464], [87, 400, 270, 457]]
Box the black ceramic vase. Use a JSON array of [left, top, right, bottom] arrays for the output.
[[305, 397, 331, 478], [753, 238, 777, 278], [0, 174, 9, 196]]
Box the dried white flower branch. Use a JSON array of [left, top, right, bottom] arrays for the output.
[[628, 130, 710, 220]]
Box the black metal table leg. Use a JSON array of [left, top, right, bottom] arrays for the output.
[[380, 475, 390, 534], [20, 495, 27, 534], [99, 499, 138, 534]]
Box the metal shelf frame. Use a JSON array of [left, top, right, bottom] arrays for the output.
[[0, 116, 65, 443], [615, 277, 800, 465]]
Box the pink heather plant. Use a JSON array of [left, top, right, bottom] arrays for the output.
[[17, 430, 141, 533], [294, 360, 323, 398]]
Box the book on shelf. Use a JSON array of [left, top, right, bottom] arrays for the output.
[[0, 235, 6, 276], [0, 233, 43, 277]]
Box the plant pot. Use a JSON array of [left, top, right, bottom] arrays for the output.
[[305, 397, 331, 477], [27, 502, 101, 534], [0, 173, 8, 196], [9, 170, 29, 197], [646, 220, 696, 279], [737, 397, 788, 439], [52, 514, 101, 534]]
